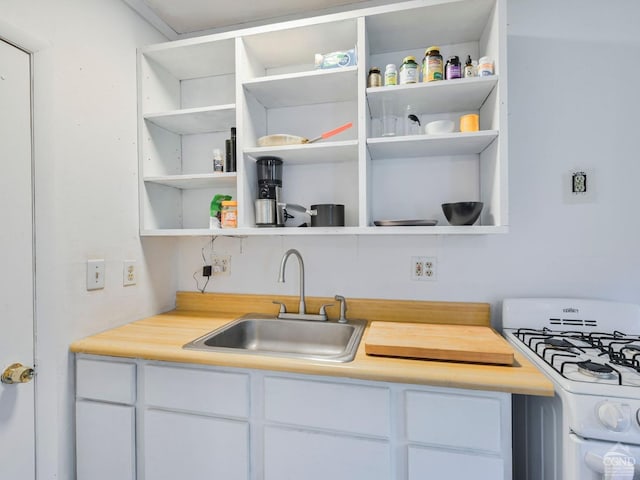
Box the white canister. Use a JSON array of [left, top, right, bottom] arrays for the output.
[[477, 56, 494, 76]]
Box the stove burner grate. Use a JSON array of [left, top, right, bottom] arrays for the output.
[[544, 338, 575, 349]]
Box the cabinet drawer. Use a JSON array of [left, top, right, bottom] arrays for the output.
[[408, 445, 504, 480], [76, 358, 136, 404], [264, 426, 390, 480], [264, 376, 389, 437], [405, 390, 504, 454], [144, 364, 249, 417]]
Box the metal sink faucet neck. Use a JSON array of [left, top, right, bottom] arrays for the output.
[[278, 249, 306, 315]]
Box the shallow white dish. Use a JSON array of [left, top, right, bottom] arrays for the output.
[[425, 120, 455, 135]]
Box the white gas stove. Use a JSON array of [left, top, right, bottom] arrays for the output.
[[502, 298, 640, 480]]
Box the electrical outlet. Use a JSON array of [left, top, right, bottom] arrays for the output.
[[123, 260, 137, 286], [87, 259, 105, 290], [411, 256, 437, 281], [211, 254, 231, 276], [564, 168, 595, 204]]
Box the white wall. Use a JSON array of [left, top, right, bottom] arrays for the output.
[[177, 0, 640, 324], [0, 1, 175, 479], [2, 0, 639, 479]]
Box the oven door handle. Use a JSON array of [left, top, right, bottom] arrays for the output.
[[584, 451, 605, 474]]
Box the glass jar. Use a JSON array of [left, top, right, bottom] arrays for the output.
[[399, 56, 419, 84], [367, 67, 382, 87], [221, 200, 238, 228]]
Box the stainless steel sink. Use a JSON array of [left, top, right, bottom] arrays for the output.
[[183, 314, 367, 363]]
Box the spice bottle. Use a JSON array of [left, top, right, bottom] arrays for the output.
[[445, 55, 462, 80], [463, 55, 475, 78], [221, 200, 238, 228], [367, 67, 382, 87], [212, 148, 223, 172], [422, 47, 443, 82], [384, 64, 398, 86], [399, 56, 419, 84]]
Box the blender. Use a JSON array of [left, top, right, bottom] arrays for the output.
[[255, 156, 284, 227]]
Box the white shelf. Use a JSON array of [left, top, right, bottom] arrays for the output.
[[366, 0, 495, 55], [142, 37, 235, 80], [243, 67, 358, 108], [139, 225, 508, 237], [241, 18, 357, 70], [144, 173, 237, 189], [367, 131, 498, 159], [138, 0, 507, 236], [144, 105, 236, 134], [366, 76, 498, 117], [244, 140, 358, 165]]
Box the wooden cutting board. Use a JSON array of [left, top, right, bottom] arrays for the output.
[[364, 322, 515, 366]]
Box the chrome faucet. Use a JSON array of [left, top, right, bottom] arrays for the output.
[[277, 249, 331, 321], [278, 248, 306, 315]]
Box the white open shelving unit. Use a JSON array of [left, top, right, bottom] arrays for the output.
[[137, 0, 507, 236]]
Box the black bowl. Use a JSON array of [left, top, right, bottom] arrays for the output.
[[441, 202, 483, 226]]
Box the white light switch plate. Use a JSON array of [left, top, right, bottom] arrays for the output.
[[87, 259, 105, 290]]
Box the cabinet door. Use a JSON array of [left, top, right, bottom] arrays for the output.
[[264, 426, 390, 480], [408, 446, 504, 480], [76, 400, 135, 480], [143, 409, 248, 480]]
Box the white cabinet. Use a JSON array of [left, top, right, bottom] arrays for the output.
[[76, 401, 136, 480], [264, 426, 391, 480], [404, 389, 511, 479], [138, 36, 237, 234], [144, 409, 248, 480], [137, 0, 507, 236], [141, 364, 250, 480], [75, 356, 512, 479], [75, 358, 136, 480]]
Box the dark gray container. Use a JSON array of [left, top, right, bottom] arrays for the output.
[[310, 204, 345, 227]]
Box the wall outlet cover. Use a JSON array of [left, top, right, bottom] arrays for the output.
[[411, 256, 437, 281]]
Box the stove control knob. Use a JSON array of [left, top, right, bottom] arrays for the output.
[[597, 402, 631, 432]]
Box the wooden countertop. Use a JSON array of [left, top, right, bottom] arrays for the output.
[[70, 292, 554, 397]]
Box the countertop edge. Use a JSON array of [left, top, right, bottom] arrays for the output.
[[70, 309, 555, 397]]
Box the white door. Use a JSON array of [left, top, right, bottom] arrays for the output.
[[0, 38, 36, 479]]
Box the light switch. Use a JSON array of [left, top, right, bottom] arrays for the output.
[[87, 259, 105, 290]]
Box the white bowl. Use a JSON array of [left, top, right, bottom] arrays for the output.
[[425, 120, 455, 135]]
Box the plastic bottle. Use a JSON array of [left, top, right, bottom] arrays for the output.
[[212, 148, 223, 172], [210, 194, 231, 229], [422, 47, 443, 82], [445, 56, 462, 80], [399, 56, 419, 84], [384, 64, 398, 86], [477, 56, 494, 76], [463, 55, 475, 78], [221, 200, 238, 228]]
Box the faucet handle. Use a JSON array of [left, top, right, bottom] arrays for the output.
[[318, 303, 335, 321], [272, 300, 287, 315], [334, 295, 348, 323], [318, 303, 334, 317]]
